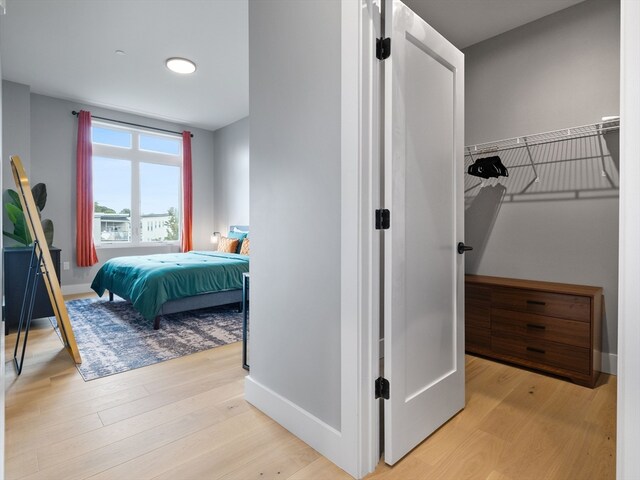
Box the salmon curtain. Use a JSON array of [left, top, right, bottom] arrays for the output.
[[75, 110, 99, 267], [180, 131, 193, 252]]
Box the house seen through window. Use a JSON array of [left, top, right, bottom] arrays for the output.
[[91, 123, 182, 246]]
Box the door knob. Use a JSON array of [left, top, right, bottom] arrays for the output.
[[457, 242, 473, 254]]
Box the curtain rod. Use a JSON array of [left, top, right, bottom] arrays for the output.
[[71, 111, 193, 138]]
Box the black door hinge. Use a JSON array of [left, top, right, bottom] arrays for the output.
[[375, 377, 390, 399], [376, 37, 391, 60], [375, 209, 390, 230]]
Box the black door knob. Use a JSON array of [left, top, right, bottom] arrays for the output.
[[457, 242, 473, 254]]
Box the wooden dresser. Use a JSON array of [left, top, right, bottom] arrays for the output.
[[465, 275, 602, 387]]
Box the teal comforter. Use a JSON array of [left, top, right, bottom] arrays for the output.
[[91, 251, 249, 320]]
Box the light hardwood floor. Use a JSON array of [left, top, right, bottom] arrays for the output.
[[5, 317, 615, 480]]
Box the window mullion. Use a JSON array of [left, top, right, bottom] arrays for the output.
[[131, 135, 141, 245], [91, 123, 182, 248]]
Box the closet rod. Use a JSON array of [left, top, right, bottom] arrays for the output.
[[465, 119, 619, 155], [71, 111, 194, 138]]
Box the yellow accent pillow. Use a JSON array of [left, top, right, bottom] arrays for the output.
[[239, 237, 250, 255], [217, 237, 239, 253]]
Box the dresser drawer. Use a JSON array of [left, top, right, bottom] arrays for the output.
[[491, 308, 590, 348], [466, 285, 491, 329], [466, 303, 490, 329], [492, 288, 591, 323], [467, 284, 491, 305], [466, 275, 602, 387], [466, 325, 491, 351], [492, 333, 590, 375]]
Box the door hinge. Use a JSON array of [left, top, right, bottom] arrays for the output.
[[375, 377, 390, 400], [376, 37, 391, 60], [375, 209, 390, 230]]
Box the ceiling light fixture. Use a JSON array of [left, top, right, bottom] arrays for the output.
[[165, 57, 196, 74], [115, 50, 126, 56]]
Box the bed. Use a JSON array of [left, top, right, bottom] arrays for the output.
[[90, 226, 249, 329]]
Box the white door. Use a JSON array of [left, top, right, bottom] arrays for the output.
[[383, 0, 465, 465]]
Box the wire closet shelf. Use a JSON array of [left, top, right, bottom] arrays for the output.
[[465, 118, 620, 156], [463, 118, 620, 200]]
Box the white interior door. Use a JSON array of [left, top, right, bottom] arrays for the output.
[[383, 0, 465, 465]]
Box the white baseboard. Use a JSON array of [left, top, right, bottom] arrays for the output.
[[61, 283, 93, 296], [601, 352, 617, 375], [244, 376, 354, 478]]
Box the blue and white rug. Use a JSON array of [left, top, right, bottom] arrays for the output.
[[56, 297, 243, 381]]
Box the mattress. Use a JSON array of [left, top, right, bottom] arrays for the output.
[[91, 251, 249, 320]]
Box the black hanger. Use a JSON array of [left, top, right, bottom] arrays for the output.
[[467, 156, 508, 179]]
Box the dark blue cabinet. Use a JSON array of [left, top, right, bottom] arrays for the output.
[[3, 247, 61, 334]]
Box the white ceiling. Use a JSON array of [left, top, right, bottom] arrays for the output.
[[404, 0, 587, 49], [0, 0, 585, 133], [0, 0, 248, 132]]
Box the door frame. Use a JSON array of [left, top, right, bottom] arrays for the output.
[[340, 0, 381, 477], [351, 0, 640, 477], [617, 0, 640, 478]]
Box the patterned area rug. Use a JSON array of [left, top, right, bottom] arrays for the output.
[[55, 297, 243, 381]]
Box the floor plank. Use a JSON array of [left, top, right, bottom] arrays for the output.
[[5, 316, 616, 480]]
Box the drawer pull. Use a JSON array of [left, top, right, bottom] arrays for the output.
[[526, 323, 546, 330], [526, 346, 546, 354], [526, 300, 546, 306]]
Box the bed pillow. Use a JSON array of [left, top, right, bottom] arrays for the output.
[[217, 237, 239, 254], [239, 237, 250, 256], [227, 231, 247, 253]]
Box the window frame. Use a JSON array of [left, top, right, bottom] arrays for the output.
[[91, 121, 183, 248]]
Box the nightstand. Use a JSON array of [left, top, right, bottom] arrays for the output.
[[242, 272, 250, 370]]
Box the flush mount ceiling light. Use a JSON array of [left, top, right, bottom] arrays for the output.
[[165, 57, 196, 74]]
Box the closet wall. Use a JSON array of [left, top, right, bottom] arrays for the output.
[[248, 0, 342, 430], [464, 0, 620, 368]]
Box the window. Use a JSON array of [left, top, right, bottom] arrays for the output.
[[91, 123, 182, 246]]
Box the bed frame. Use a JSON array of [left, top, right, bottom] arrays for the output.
[[108, 225, 249, 329], [109, 289, 244, 329]]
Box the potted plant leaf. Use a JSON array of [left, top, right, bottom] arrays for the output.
[[3, 183, 61, 334], [3, 183, 54, 246]]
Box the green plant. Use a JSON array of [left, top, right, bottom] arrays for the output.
[[3, 183, 54, 247], [164, 207, 179, 241]]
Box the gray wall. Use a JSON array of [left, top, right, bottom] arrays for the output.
[[213, 116, 249, 234], [465, 0, 620, 145], [464, 0, 620, 356], [3, 83, 215, 288], [2, 81, 30, 233], [2, 81, 29, 188], [249, 0, 341, 429], [0, 37, 5, 480]]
